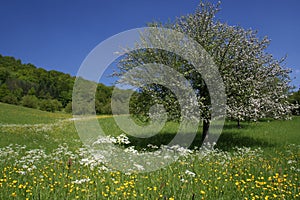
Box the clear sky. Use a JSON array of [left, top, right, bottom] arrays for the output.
[[0, 0, 299, 89]]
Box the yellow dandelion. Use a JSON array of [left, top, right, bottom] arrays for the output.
[[265, 195, 269, 200]]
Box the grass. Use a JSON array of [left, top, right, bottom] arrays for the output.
[[0, 103, 71, 124], [0, 103, 299, 199], [218, 118, 300, 151], [98, 115, 300, 151]]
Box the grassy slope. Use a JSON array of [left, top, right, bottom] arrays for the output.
[[0, 103, 76, 151], [0, 102, 71, 124]]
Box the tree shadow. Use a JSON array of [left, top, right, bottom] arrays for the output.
[[215, 131, 275, 151], [126, 129, 275, 151], [222, 123, 251, 130]]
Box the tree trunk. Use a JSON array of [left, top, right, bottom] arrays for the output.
[[237, 119, 241, 129], [202, 120, 210, 143]]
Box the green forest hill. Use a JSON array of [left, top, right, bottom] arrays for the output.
[[0, 54, 113, 113]]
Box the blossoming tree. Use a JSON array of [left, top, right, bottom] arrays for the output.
[[115, 2, 293, 142]]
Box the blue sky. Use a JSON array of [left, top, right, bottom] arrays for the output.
[[0, 0, 299, 89]]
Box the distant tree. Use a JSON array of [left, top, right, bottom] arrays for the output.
[[22, 95, 39, 109], [27, 87, 36, 95], [59, 90, 72, 107], [1, 94, 19, 105], [0, 84, 10, 100], [0, 67, 10, 84], [1, 87, 23, 105], [39, 99, 63, 112], [72, 77, 96, 115], [12, 88, 23, 101], [51, 99, 63, 111], [64, 101, 72, 113], [288, 89, 300, 115], [95, 83, 113, 114]]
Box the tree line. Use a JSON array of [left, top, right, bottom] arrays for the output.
[[0, 54, 113, 114]]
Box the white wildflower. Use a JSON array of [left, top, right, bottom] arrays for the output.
[[116, 134, 130, 145], [185, 170, 196, 177], [133, 163, 145, 171], [72, 178, 91, 184]]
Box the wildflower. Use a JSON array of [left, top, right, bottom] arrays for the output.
[[133, 163, 144, 171], [185, 170, 196, 177], [265, 196, 269, 200], [116, 134, 130, 144], [147, 144, 159, 149], [18, 171, 26, 175], [72, 178, 91, 184]]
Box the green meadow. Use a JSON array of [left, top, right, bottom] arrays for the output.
[[0, 103, 299, 199]]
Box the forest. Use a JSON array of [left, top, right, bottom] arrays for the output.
[[0, 54, 113, 114]]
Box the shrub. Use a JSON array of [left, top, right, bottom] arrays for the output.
[[21, 95, 39, 108], [1, 94, 19, 105], [39, 99, 63, 112], [64, 102, 72, 113]]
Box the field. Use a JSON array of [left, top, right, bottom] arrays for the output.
[[0, 103, 299, 199]]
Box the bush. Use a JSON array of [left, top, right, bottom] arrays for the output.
[[21, 95, 39, 108], [1, 94, 19, 105], [0, 84, 10, 100], [64, 102, 72, 113], [39, 99, 62, 112]]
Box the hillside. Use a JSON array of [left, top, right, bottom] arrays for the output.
[[0, 54, 113, 114], [0, 102, 70, 124]]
